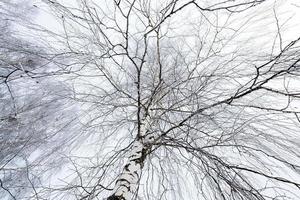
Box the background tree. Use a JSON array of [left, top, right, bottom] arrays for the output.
[[0, 1, 81, 199], [2, 0, 300, 199]]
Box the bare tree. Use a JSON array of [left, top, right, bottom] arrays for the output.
[[0, 1, 82, 199], [2, 0, 300, 199]]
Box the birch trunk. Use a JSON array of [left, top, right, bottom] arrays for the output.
[[107, 117, 154, 200], [107, 139, 148, 200]]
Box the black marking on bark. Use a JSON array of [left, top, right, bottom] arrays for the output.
[[116, 178, 131, 185], [128, 150, 142, 159], [107, 194, 125, 200], [130, 147, 148, 167], [124, 164, 130, 171], [118, 183, 130, 190]]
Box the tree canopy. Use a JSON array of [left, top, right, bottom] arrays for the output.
[[1, 0, 300, 200]]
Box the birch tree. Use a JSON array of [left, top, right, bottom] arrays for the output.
[[0, 1, 81, 199], [3, 0, 300, 199]]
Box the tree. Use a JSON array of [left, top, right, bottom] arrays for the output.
[[2, 0, 300, 199], [0, 1, 80, 199]]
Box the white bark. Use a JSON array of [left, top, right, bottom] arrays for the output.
[[107, 113, 156, 200], [107, 140, 145, 200]]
